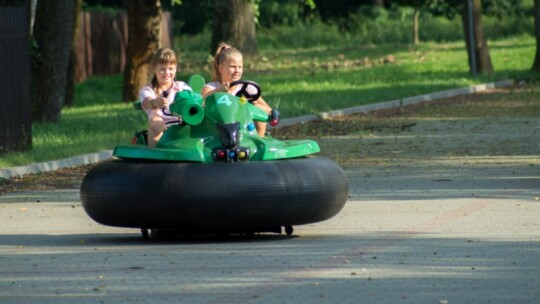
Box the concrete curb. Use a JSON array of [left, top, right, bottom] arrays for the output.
[[0, 79, 513, 179], [0, 150, 112, 179], [278, 79, 513, 126]]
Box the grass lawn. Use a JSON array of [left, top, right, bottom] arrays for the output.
[[0, 35, 538, 168]]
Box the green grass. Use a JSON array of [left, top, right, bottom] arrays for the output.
[[1, 75, 147, 168], [1, 35, 538, 168], [179, 35, 538, 118]]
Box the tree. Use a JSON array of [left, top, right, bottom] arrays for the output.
[[123, 0, 162, 102], [532, 0, 540, 70], [0, 2, 32, 153], [31, 0, 76, 122], [427, 0, 493, 75], [65, 0, 82, 108], [462, 0, 493, 75], [393, 0, 429, 45], [210, 0, 257, 56]]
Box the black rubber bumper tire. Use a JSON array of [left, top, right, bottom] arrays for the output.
[[80, 157, 348, 233]]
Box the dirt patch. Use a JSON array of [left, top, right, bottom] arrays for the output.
[[0, 164, 96, 194], [1, 83, 538, 195]]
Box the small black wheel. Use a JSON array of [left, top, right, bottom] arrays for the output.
[[141, 228, 149, 239], [285, 226, 293, 235], [218, 232, 231, 239], [150, 229, 160, 238]]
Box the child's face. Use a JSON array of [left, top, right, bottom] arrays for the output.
[[219, 55, 243, 83], [154, 63, 176, 86]]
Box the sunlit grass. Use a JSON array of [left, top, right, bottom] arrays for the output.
[[0, 101, 146, 168]]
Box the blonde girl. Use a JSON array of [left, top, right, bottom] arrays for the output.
[[139, 48, 192, 148], [201, 43, 272, 137]]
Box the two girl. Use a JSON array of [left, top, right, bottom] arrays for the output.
[[140, 43, 271, 147]]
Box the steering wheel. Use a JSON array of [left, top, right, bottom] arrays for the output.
[[230, 80, 261, 103]]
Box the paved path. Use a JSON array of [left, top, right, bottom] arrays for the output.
[[1, 161, 538, 304]]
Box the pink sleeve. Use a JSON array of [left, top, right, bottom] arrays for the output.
[[139, 86, 156, 103], [173, 81, 193, 92]]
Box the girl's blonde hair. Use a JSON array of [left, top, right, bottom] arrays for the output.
[[211, 42, 242, 82], [150, 48, 177, 94]]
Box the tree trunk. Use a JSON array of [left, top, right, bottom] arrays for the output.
[[122, 0, 162, 102], [31, 0, 76, 122], [211, 0, 257, 56], [0, 4, 32, 153], [413, 8, 419, 45], [65, 0, 82, 108], [532, 0, 540, 70], [462, 0, 493, 75]]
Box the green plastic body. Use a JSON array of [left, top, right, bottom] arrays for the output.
[[114, 77, 320, 163]]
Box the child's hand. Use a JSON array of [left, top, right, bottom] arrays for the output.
[[152, 96, 168, 109]]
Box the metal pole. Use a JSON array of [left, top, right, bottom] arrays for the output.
[[467, 0, 477, 77]]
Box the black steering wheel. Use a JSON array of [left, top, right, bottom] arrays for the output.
[[230, 80, 261, 103]]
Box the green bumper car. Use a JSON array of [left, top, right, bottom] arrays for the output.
[[80, 77, 348, 238]]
